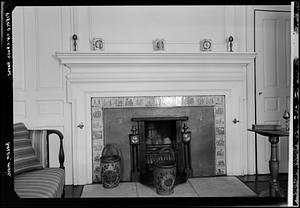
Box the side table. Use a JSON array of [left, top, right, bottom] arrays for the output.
[[248, 128, 289, 197]]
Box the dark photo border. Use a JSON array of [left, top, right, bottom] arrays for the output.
[[1, 0, 297, 207]]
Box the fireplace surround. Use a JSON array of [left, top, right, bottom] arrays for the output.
[[91, 96, 224, 183], [56, 52, 256, 185]]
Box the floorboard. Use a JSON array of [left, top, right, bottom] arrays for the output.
[[64, 173, 288, 205]]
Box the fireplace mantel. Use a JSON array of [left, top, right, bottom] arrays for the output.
[[56, 51, 257, 91], [56, 51, 256, 65], [55, 51, 257, 185]]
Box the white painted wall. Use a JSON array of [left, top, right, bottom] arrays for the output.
[[12, 6, 74, 184], [73, 6, 246, 52], [12, 5, 289, 185]]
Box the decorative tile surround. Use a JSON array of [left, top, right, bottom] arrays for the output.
[[91, 95, 226, 183]]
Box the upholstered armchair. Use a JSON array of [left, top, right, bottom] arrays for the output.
[[13, 123, 65, 198]]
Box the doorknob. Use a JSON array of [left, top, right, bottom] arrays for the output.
[[77, 122, 84, 129], [232, 118, 240, 124], [258, 92, 262, 95]]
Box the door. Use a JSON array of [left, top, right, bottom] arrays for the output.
[[255, 10, 291, 174]]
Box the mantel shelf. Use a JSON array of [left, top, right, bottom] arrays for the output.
[[55, 51, 256, 65]]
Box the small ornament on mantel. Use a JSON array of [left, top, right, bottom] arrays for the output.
[[72, 34, 78, 51], [283, 109, 290, 131], [153, 39, 165, 51], [228, 35, 234, 52], [92, 38, 104, 51]]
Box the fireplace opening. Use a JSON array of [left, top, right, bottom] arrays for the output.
[[130, 116, 192, 186], [145, 120, 176, 171], [145, 121, 175, 146]]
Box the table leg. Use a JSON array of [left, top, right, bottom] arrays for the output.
[[268, 136, 283, 197]]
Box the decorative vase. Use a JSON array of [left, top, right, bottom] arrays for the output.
[[153, 147, 176, 195], [100, 144, 121, 188]]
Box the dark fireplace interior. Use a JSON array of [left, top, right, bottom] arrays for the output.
[[144, 120, 176, 171], [129, 116, 192, 186]]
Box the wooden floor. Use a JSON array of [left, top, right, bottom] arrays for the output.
[[64, 174, 288, 205]]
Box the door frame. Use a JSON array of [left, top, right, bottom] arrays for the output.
[[246, 5, 291, 175]]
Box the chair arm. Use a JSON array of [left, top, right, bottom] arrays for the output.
[[47, 130, 65, 170]]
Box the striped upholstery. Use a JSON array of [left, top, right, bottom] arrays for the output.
[[14, 123, 42, 175], [29, 130, 48, 168], [14, 168, 65, 198]]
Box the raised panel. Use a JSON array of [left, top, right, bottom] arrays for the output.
[[264, 97, 280, 112], [263, 19, 278, 88], [89, 6, 226, 51], [285, 19, 291, 88], [12, 7, 25, 91], [75, 7, 91, 51], [37, 100, 64, 116], [36, 7, 63, 90], [286, 96, 290, 111], [13, 101, 26, 117]]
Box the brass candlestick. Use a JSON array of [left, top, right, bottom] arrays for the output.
[[282, 110, 290, 131], [228, 36, 234, 52], [72, 34, 78, 51]]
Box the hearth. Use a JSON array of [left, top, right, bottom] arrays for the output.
[[129, 117, 192, 186]]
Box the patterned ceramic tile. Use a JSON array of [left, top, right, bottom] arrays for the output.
[[216, 167, 226, 175], [92, 131, 102, 140], [125, 97, 134, 106], [93, 139, 103, 152], [216, 126, 225, 135], [215, 116, 225, 125], [216, 147, 225, 157], [183, 96, 190, 106], [175, 96, 183, 106], [215, 107, 224, 115], [115, 97, 124, 107], [92, 109, 102, 118], [207, 96, 214, 105], [161, 97, 175, 106], [91, 98, 98, 107], [153, 97, 161, 106], [216, 136, 225, 146], [215, 96, 224, 105], [187, 97, 195, 105], [217, 159, 225, 167], [136, 97, 145, 106], [93, 151, 101, 162], [194, 96, 203, 105], [144, 97, 154, 106]]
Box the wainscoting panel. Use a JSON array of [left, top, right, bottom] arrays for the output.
[[37, 100, 64, 116], [12, 6, 73, 185], [36, 7, 63, 90]]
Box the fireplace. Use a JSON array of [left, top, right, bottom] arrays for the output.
[[56, 52, 256, 185], [129, 116, 192, 186], [91, 96, 224, 183]]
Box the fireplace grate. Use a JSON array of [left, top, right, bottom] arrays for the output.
[[145, 144, 176, 171]]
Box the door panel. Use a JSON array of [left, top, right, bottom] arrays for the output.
[[255, 11, 290, 174]]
